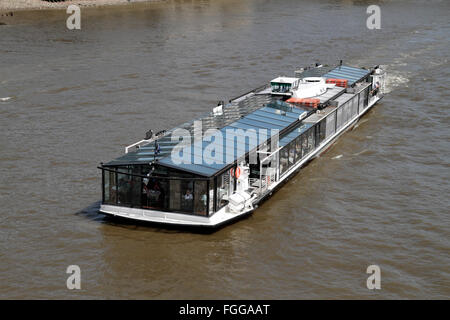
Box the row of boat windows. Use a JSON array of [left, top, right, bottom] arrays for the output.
[[102, 164, 238, 216], [271, 83, 292, 93], [279, 127, 318, 176], [279, 86, 370, 177], [103, 166, 213, 216]]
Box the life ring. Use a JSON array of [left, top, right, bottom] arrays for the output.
[[235, 167, 241, 179], [230, 167, 241, 179]]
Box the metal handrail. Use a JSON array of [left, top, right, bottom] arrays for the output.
[[98, 166, 209, 181], [125, 139, 152, 154]]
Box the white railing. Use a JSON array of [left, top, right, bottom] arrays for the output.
[[259, 147, 281, 189], [124, 131, 169, 154], [125, 139, 153, 154]]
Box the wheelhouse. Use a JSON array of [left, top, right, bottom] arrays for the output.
[[270, 77, 299, 94]]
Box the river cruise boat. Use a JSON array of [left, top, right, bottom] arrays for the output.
[[98, 64, 386, 228]]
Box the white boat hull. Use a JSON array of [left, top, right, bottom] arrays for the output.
[[100, 204, 253, 228]]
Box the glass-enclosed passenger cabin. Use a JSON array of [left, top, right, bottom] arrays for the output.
[[102, 163, 213, 216]]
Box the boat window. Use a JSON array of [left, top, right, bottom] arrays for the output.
[[169, 180, 181, 211], [104, 169, 117, 205], [348, 97, 354, 120], [271, 83, 280, 92], [279, 147, 289, 176], [144, 177, 168, 210], [295, 136, 302, 162], [180, 180, 194, 213], [316, 119, 326, 146], [348, 97, 353, 119], [301, 132, 308, 157], [216, 171, 231, 211], [209, 179, 215, 215], [130, 166, 141, 207], [288, 141, 295, 167], [359, 87, 369, 111], [326, 111, 336, 138], [271, 82, 291, 93], [365, 86, 370, 106], [307, 128, 315, 154], [103, 170, 107, 203], [117, 169, 132, 206], [349, 99, 354, 121], [194, 180, 208, 216], [343, 101, 351, 124], [351, 96, 358, 118], [336, 106, 345, 130], [320, 120, 326, 143], [358, 90, 363, 113], [102, 165, 211, 216], [249, 163, 260, 179]]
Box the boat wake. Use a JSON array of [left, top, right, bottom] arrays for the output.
[[0, 97, 12, 102], [384, 71, 409, 93], [332, 149, 372, 160], [353, 119, 369, 129], [352, 149, 371, 157]]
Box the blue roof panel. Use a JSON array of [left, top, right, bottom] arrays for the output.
[[158, 103, 302, 176], [254, 108, 300, 120], [322, 65, 370, 86], [105, 88, 314, 174], [237, 118, 283, 130]]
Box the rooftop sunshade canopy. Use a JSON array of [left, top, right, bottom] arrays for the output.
[[322, 65, 370, 86]]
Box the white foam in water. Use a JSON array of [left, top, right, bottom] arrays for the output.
[[354, 119, 369, 129], [332, 154, 343, 159], [0, 97, 12, 102], [353, 149, 370, 157], [385, 71, 409, 93]]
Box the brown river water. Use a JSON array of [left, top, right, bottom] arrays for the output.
[[0, 0, 449, 299]]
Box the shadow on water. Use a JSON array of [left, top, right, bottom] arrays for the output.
[[74, 200, 246, 235]]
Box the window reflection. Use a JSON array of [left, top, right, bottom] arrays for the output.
[[181, 180, 194, 213], [117, 170, 132, 206], [288, 142, 295, 166], [295, 137, 302, 162], [280, 148, 289, 175], [104, 170, 117, 205], [144, 178, 168, 210], [194, 180, 207, 216], [102, 165, 212, 216], [216, 171, 231, 210]]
